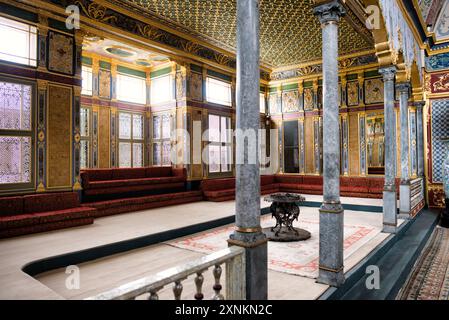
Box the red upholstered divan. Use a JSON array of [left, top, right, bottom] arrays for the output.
[[201, 175, 279, 202], [0, 192, 95, 238], [80, 167, 187, 197]]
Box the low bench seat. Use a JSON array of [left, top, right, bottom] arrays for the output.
[[0, 192, 95, 238], [81, 167, 187, 197]]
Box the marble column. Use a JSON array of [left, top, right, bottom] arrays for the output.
[[398, 82, 411, 217], [228, 0, 267, 300], [415, 102, 425, 177], [313, 0, 346, 287], [379, 66, 398, 233]]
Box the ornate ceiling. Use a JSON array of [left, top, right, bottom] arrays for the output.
[[110, 0, 374, 68], [416, 0, 449, 42]]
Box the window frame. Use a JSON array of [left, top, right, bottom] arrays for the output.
[[207, 113, 233, 177], [116, 73, 147, 105], [206, 76, 232, 107], [150, 74, 173, 105], [0, 16, 37, 67], [79, 106, 91, 169], [152, 112, 172, 167], [81, 65, 93, 96], [0, 76, 35, 192], [118, 111, 145, 168]]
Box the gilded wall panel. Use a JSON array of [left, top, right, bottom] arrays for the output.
[[189, 72, 203, 101], [364, 78, 384, 105], [347, 81, 359, 106], [47, 85, 72, 188], [303, 88, 314, 110], [99, 69, 111, 99], [98, 107, 110, 168], [348, 113, 360, 175], [282, 90, 299, 113], [48, 31, 74, 75], [304, 117, 314, 174]]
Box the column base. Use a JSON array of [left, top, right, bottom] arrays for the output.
[[228, 231, 268, 300], [317, 267, 345, 287], [318, 202, 345, 287], [383, 189, 397, 233], [399, 182, 411, 216]]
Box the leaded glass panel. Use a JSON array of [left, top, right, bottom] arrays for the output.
[[162, 141, 171, 166], [133, 114, 144, 140], [153, 115, 161, 139], [153, 142, 161, 165], [0, 81, 32, 131], [80, 108, 89, 137], [162, 114, 170, 139], [119, 142, 131, 167], [0, 136, 31, 184], [133, 143, 143, 167], [80, 140, 89, 169], [119, 113, 132, 139]]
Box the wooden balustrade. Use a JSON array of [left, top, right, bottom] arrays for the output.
[[85, 246, 246, 300]]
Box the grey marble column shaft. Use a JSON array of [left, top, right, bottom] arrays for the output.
[[398, 82, 411, 215], [314, 0, 346, 287], [416, 102, 425, 177], [379, 66, 397, 233], [229, 0, 267, 300]]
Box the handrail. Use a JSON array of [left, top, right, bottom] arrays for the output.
[[85, 246, 246, 300]]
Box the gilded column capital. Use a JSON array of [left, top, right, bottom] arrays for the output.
[[379, 66, 397, 82], [313, 0, 346, 25], [37, 80, 49, 90], [396, 82, 411, 93], [413, 101, 425, 110]]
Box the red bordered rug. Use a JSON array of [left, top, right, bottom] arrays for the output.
[[165, 215, 380, 278], [399, 226, 449, 300]]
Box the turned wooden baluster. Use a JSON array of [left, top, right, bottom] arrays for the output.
[[194, 271, 204, 300], [148, 288, 161, 300], [212, 264, 224, 300], [173, 280, 183, 300]]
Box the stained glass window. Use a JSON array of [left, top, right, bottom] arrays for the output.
[[0, 136, 31, 184], [152, 113, 171, 166], [0, 81, 31, 131], [208, 114, 232, 174], [118, 112, 145, 168], [0, 17, 37, 67], [0, 80, 33, 185], [81, 66, 93, 96], [80, 108, 89, 137]]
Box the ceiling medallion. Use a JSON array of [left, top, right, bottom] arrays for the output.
[[104, 45, 137, 58], [135, 59, 153, 67]]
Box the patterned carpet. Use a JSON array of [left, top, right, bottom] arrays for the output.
[[166, 215, 380, 279], [398, 226, 449, 300]]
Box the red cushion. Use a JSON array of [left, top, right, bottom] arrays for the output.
[[81, 169, 113, 181], [261, 175, 275, 185], [274, 175, 304, 184], [146, 167, 172, 177], [302, 176, 323, 184], [0, 196, 23, 216], [23, 192, 79, 213], [112, 168, 147, 180], [0, 207, 95, 230]]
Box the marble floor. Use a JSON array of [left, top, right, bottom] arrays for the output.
[[0, 195, 399, 300]]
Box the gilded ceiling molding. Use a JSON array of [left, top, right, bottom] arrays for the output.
[[270, 52, 378, 81]]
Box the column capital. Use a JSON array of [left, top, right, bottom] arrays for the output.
[[396, 82, 411, 93], [379, 66, 397, 81], [313, 0, 346, 25], [413, 101, 425, 109]]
